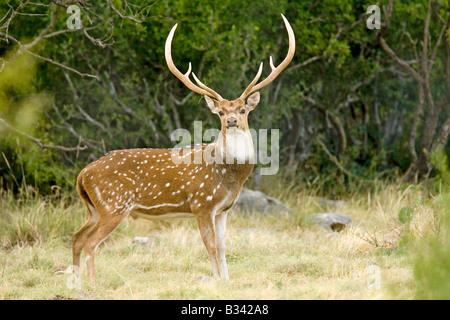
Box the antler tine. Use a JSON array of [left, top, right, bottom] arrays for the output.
[[165, 24, 223, 100], [184, 62, 192, 77], [240, 14, 296, 100], [186, 63, 223, 99], [192, 72, 223, 100], [239, 62, 263, 100], [269, 56, 276, 70]]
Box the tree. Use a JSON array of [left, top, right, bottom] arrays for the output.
[[1, 0, 449, 194], [378, 0, 450, 182]]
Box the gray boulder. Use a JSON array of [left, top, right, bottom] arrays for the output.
[[304, 213, 353, 232], [233, 188, 291, 215]]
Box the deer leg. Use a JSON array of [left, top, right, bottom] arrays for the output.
[[72, 221, 95, 268], [215, 211, 229, 280], [196, 215, 221, 279], [72, 204, 98, 268], [83, 213, 128, 281]]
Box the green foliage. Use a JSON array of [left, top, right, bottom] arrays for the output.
[[1, 138, 77, 194], [430, 149, 450, 190], [0, 49, 73, 193], [0, 0, 449, 194], [398, 206, 414, 224], [413, 192, 450, 299], [0, 186, 84, 246]]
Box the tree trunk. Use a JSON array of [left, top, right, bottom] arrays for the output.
[[402, 117, 450, 183]]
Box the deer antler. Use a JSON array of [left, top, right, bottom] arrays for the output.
[[240, 14, 295, 100], [165, 24, 223, 101]]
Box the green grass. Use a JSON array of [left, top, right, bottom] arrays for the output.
[[0, 180, 448, 299]]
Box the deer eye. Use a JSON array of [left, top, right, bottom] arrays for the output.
[[240, 108, 246, 114], [218, 110, 224, 116]]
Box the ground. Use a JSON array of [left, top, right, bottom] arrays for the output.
[[0, 182, 447, 299]]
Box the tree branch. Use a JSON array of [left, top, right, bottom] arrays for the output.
[[0, 32, 100, 80], [25, 47, 100, 80], [316, 137, 361, 180], [22, 5, 57, 50], [287, 55, 323, 72], [432, 118, 450, 152], [409, 86, 424, 162], [378, 37, 425, 85], [302, 95, 347, 159], [378, 0, 425, 85], [0, 117, 88, 152], [106, 0, 143, 23]]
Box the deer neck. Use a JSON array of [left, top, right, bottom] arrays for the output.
[[212, 127, 255, 165]]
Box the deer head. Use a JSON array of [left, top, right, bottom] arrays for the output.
[[165, 14, 295, 138]]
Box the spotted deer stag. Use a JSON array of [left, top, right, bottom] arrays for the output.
[[72, 14, 295, 281]]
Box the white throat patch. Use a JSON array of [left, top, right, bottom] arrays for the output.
[[222, 128, 255, 164]]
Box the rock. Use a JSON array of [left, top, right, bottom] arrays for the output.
[[49, 295, 77, 300], [196, 276, 213, 282], [233, 188, 291, 215], [132, 236, 151, 245], [304, 213, 353, 232], [0, 244, 12, 251]]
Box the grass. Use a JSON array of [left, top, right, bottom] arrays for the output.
[[0, 178, 448, 300]]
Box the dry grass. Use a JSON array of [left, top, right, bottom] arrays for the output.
[[0, 180, 447, 300]]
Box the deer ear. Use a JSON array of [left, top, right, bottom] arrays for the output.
[[246, 92, 260, 111], [204, 96, 219, 114]]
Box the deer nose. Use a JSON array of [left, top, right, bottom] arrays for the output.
[[227, 117, 237, 127]]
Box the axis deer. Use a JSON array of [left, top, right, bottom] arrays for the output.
[[72, 14, 295, 281]]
